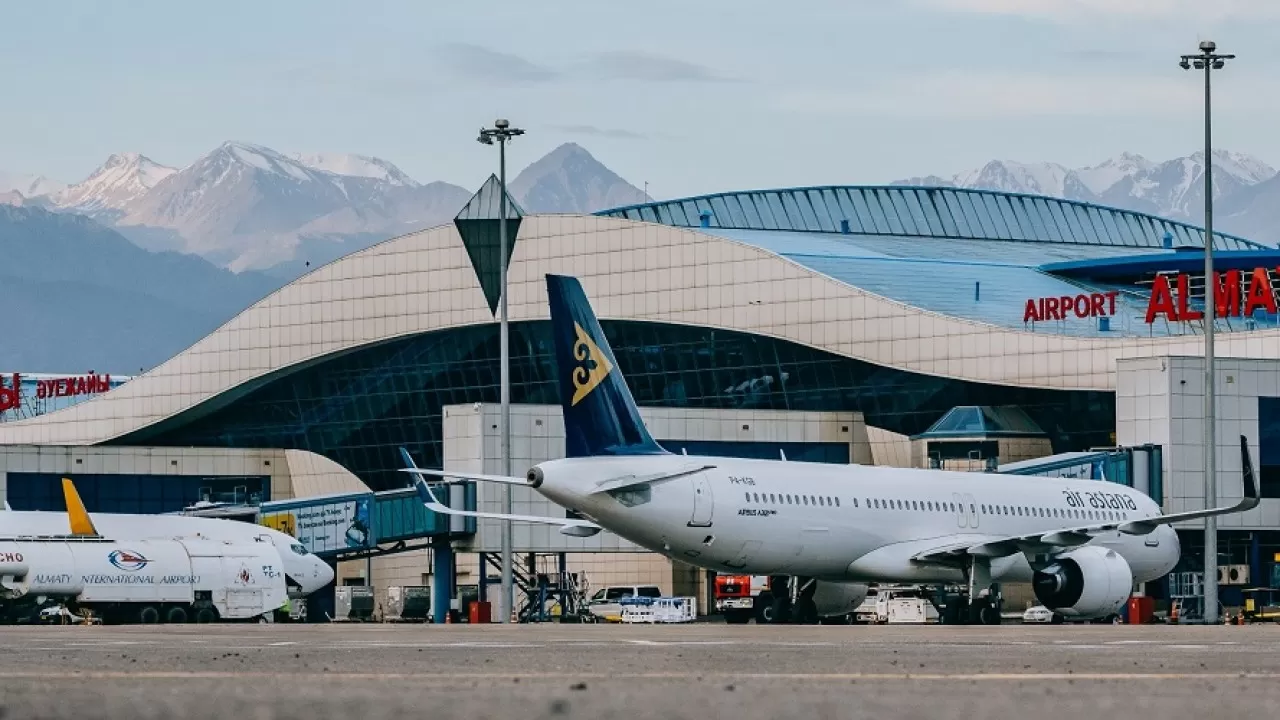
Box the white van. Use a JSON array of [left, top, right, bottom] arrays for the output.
[[586, 585, 663, 620]]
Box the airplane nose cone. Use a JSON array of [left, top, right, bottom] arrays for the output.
[[315, 559, 335, 590]]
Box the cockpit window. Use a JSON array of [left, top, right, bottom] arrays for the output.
[[290, 543, 309, 556]]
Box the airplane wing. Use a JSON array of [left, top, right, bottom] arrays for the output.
[[398, 448, 603, 537], [913, 434, 1260, 565], [398, 467, 530, 485]]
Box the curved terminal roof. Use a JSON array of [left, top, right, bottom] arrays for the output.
[[1, 212, 1278, 447], [598, 185, 1265, 251], [598, 186, 1279, 338]]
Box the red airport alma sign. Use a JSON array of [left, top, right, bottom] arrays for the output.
[[1025, 267, 1278, 325], [1024, 291, 1119, 323]]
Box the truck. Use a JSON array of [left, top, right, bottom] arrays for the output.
[[855, 585, 942, 624], [714, 574, 770, 624], [0, 536, 289, 624]]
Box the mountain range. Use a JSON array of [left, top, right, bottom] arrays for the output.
[[6, 140, 1280, 373], [893, 150, 1280, 246], [0, 141, 649, 371], [5, 141, 648, 273], [0, 204, 281, 372]]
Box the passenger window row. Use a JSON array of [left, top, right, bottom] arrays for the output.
[[865, 497, 1130, 523], [740, 492, 1131, 524], [745, 491, 847, 508]]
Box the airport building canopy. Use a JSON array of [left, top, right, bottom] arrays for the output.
[[913, 405, 1046, 440], [598, 186, 1280, 339]]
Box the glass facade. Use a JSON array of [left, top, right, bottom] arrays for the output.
[[115, 321, 1114, 492], [600, 186, 1264, 252], [6, 473, 269, 513], [658, 440, 850, 464], [1260, 397, 1280, 498]]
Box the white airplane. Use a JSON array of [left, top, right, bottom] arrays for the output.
[[1, 479, 334, 596], [401, 273, 1260, 625]]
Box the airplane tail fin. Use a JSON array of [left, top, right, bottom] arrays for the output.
[[61, 477, 100, 536], [545, 274, 666, 459]]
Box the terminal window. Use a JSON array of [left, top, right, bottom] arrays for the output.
[[1260, 398, 1280, 498], [657, 440, 849, 464]]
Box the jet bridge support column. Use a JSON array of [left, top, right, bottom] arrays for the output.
[[432, 538, 455, 624]]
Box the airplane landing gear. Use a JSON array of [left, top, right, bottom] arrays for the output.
[[767, 575, 791, 624], [760, 575, 818, 624]]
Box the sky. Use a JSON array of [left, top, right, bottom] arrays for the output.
[[3, 0, 1280, 200]]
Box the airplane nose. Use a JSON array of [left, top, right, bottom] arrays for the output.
[[315, 559, 335, 590]]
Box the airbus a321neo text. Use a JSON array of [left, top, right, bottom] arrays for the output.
[[401, 273, 1259, 625]]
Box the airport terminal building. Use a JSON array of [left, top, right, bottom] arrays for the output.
[[2, 180, 1279, 612]]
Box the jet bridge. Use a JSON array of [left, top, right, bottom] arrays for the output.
[[997, 444, 1163, 504], [254, 484, 477, 560]]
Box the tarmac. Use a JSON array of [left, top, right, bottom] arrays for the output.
[[2, 622, 1279, 719]]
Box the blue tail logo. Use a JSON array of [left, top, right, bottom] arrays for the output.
[[571, 322, 613, 406], [547, 274, 667, 458]]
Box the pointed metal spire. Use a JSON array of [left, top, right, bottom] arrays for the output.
[[453, 174, 525, 315]]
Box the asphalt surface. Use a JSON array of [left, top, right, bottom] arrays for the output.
[[2, 622, 1279, 719]]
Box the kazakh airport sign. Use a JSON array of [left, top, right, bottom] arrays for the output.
[[1023, 268, 1278, 324]]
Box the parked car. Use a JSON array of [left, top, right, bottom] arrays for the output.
[[1022, 605, 1055, 623], [586, 585, 663, 620]]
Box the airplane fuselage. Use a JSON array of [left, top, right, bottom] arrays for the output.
[[533, 454, 1180, 585], [0, 511, 334, 595]]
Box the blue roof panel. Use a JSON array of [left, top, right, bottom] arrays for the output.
[[703, 228, 1280, 338], [597, 186, 1278, 338], [599, 185, 1268, 252]]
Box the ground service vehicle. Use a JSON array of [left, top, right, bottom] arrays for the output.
[[586, 584, 662, 621], [0, 536, 288, 624], [714, 574, 768, 623]]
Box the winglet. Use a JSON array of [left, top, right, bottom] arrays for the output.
[[1241, 434, 1261, 505], [62, 477, 99, 536]]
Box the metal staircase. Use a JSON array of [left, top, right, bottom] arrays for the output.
[[480, 552, 594, 623]]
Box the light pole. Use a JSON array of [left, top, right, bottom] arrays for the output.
[[1180, 41, 1234, 625], [478, 118, 525, 623]]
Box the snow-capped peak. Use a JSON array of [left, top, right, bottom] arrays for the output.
[[211, 141, 317, 183], [52, 152, 176, 215], [953, 160, 1077, 198], [1187, 149, 1277, 185], [291, 152, 418, 187], [1075, 153, 1154, 195], [0, 171, 65, 198]]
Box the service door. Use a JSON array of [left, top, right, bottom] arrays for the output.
[[689, 472, 713, 527], [965, 493, 979, 529], [952, 492, 968, 529]]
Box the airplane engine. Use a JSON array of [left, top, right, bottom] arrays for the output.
[[812, 580, 870, 618], [1032, 545, 1133, 619]]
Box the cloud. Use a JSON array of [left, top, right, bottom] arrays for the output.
[[434, 43, 559, 85], [914, 0, 1280, 23], [582, 51, 737, 83], [774, 69, 1280, 119], [548, 124, 648, 140]]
